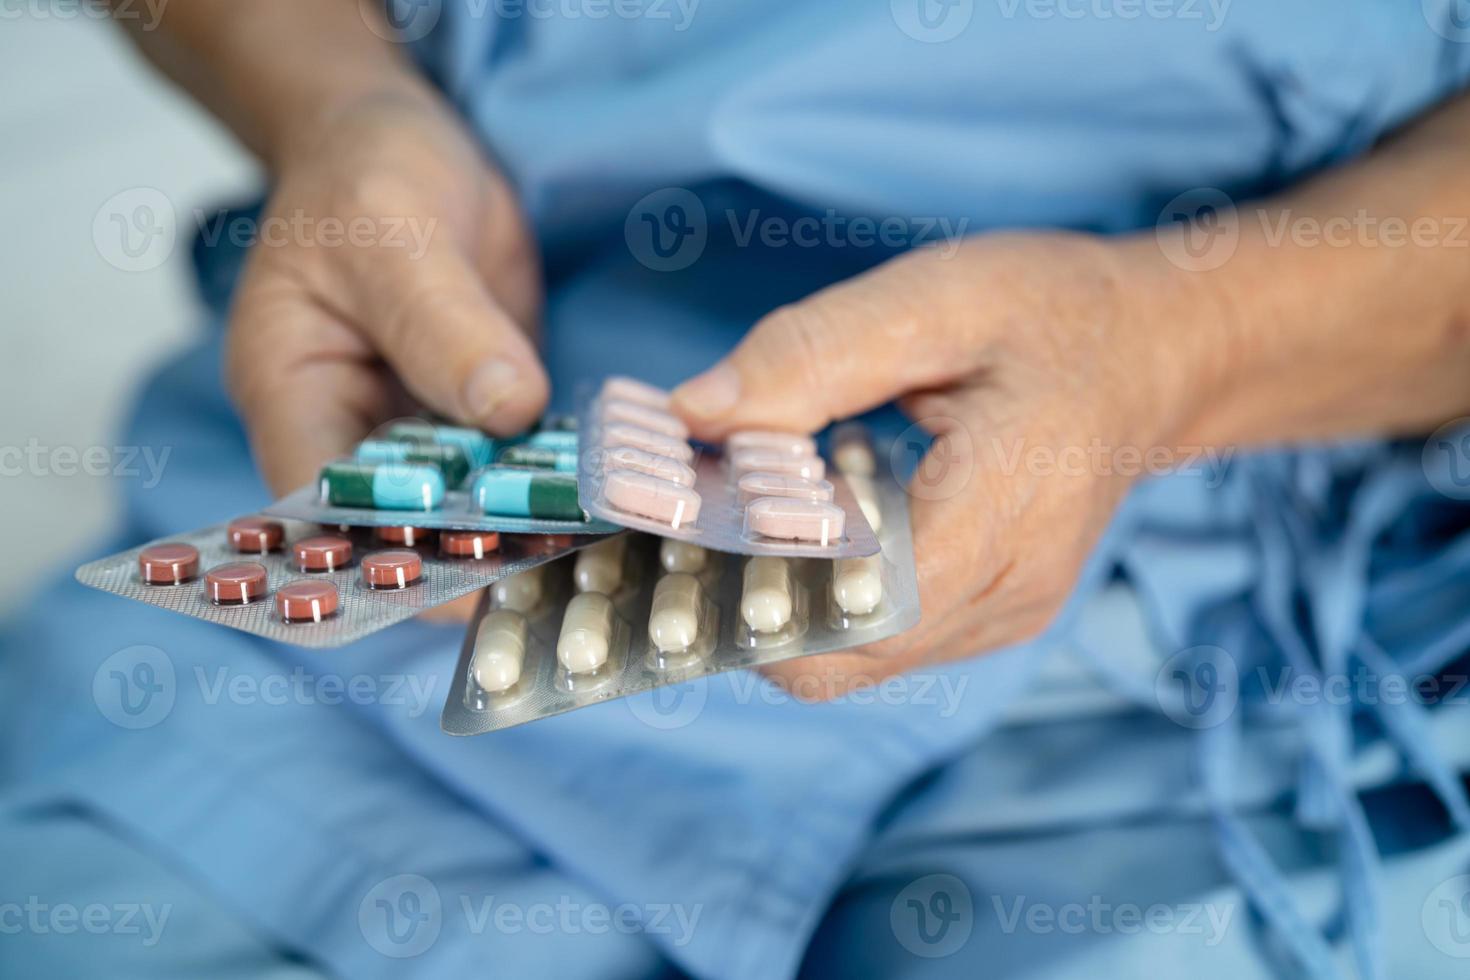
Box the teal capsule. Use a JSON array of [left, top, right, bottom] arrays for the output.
[[355, 440, 471, 486], [320, 461, 446, 511], [496, 444, 578, 473], [474, 469, 584, 521], [386, 422, 494, 468]]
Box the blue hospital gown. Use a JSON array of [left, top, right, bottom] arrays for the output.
[[4, 2, 1470, 977]]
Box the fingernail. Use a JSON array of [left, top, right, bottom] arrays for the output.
[[672, 363, 740, 420], [463, 359, 520, 423]]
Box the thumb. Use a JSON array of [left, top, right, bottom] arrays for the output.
[[344, 231, 549, 437], [669, 253, 977, 439]]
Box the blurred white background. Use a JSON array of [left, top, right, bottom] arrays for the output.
[[0, 13, 257, 615]]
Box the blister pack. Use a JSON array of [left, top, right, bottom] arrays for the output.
[[75, 517, 615, 648], [265, 418, 623, 535], [577, 378, 881, 558], [441, 428, 919, 735]]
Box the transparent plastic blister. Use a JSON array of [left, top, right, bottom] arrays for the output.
[[264, 418, 621, 535], [267, 480, 623, 535], [442, 460, 919, 735], [577, 378, 881, 558], [75, 518, 617, 648]]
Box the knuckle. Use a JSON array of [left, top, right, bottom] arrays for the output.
[[332, 170, 425, 221]]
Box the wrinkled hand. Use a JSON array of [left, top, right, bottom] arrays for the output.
[[671, 233, 1225, 698], [226, 95, 547, 496]]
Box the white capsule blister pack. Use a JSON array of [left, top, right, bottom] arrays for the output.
[[75, 518, 615, 648], [441, 440, 919, 735], [577, 377, 882, 559]]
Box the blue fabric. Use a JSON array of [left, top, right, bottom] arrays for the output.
[[6, 4, 1470, 978]]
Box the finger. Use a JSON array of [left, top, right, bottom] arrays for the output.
[[226, 274, 390, 495], [669, 250, 988, 439], [342, 232, 549, 437], [758, 417, 1025, 698]]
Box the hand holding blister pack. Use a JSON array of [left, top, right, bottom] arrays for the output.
[[443, 421, 920, 734], [578, 378, 882, 558]]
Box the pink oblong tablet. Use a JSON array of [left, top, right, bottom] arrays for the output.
[[601, 376, 671, 410], [601, 399, 688, 440], [603, 470, 702, 529], [727, 430, 817, 458], [603, 446, 697, 488], [602, 423, 694, 464], [737, 472, 835, 507], [730, 450, 825, 482], [744, 498, 846, 545]]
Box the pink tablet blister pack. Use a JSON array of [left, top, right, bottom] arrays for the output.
[[577, 377, 882, 559]]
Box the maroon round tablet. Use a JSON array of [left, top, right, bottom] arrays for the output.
[[205, 562, 269, 606], [227, 517, 284, 553], [440, 530, 501, 559], [138, 543, 200, 585], [294, 535, 353, 572], [376, 526, 435, 547], [362, 550, 423, 589], [276, 580, 340, 623]]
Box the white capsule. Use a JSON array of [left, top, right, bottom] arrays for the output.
[[833, 555, 884, 615], [659, 538, 708, 575], [574, 535, 628, 595], [741, 556, 794, 633], [492, 565, 545, 614], [846, 473, 883, 533], [471, 609, 528, 693], [558, 592, 615, 672], [649, 573, 705, 654]]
